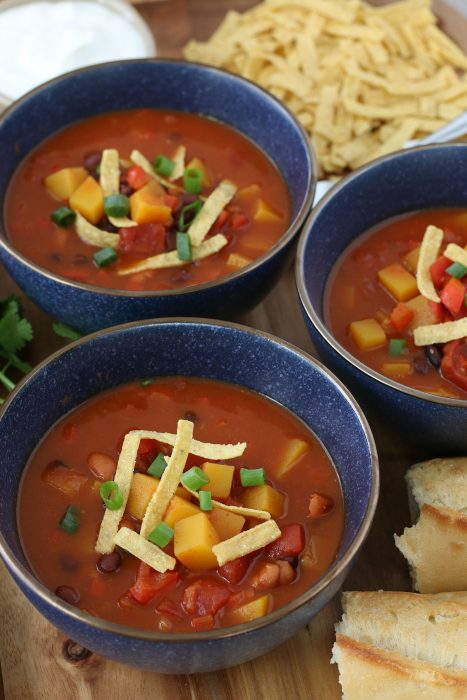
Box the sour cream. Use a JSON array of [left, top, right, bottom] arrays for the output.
[[0, 0, 155, 100]]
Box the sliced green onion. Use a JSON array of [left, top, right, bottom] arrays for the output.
[[199, 490, 212, 512], [240, 467, 266, 487], [178, 200, 203, 231], [181, 466, 209, 491], [147, 453, 167, 478], [148, 521, 174, 548], [389, 338, 407, 356], [176, 232, 192, 262], [100, 481, 123, 510], [59, 505, 80, 534], [93, 247, 118, 268], [447, 261, 467, 279], [53, 322, 82, 341], [152, 154, 175, 177], [183, 168, 202, 194], [51, 207, 76, 227], [95, 163, 102, 176], [140, 378, 154, 387], [104, 194, 129, 218]]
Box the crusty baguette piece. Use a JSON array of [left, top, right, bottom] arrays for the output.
[[395, 457, 467, 593], [332, 634, 467, 700]]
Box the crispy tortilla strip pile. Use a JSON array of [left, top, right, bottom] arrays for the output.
[[184, 0, 467, 177]]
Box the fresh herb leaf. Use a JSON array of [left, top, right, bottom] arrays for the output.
[[0, 295, 34, 400], [52, 322, 83, 341]]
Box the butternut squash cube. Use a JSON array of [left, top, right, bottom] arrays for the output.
[[241, 484, 285, 519], [208, 506, 245, 540], [405, 294, 439, 331], [254, 198, 282, 222], [200, 462, 234, 498], [130, 181, 171, 225], [126, 473, 157, 520], [402, 246, 421, 274], [276, 438, 310, 478], [163, 495, 200, 528], [227, 253, 252, 270], [174, 512, 220, 570], [381, 361, 412, 379], [349, 318, 386, 351], [227, 594, 271, 624], [69, 175, 104, 224], [237, 184, 261, 202], [45, 167, 88, 201], [377, 263, 418, 302], [186, 157, 212, 187]]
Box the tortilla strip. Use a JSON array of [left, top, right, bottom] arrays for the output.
[[127, 429, 247, 460], [95, 432, 141, 554], [117, 233, 228, 276], [114, 527, 176, 572], [188, 180, 237, 246], [170, 145, 186, 181], [100, 148, 137, 229], [212, 519, 281, 566], [182, 484, 271, 520], [75, 211, 119, 249], [140, 420, 194, 538], [414, 318, 467, 346], [444, 243, 467, 268], [416, 225, 444, 302], [130, 149, 179, 191]]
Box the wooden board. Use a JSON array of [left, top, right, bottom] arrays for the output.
[[0, 1, 466, 698]]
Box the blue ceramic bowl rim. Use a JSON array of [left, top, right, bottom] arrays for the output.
[[0, 317, 378, 643], [296, 142, 467, 409], [0, 57, 317, 298]]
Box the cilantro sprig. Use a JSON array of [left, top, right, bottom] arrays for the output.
[[0, 296, 33, 403]]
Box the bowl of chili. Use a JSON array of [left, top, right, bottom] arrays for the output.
[[0, 59, 315, 332], [0, 319, 378, 673], [297, 143, 467, 455]]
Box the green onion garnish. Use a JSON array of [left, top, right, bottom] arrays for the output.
[[95, 163, 102, 176], [199, 490, 212, 512], [148, 521, 174, 548], [152, 154, 175, 178], [104, 194, 129, 218], [447, 261, 467, 279], [59, 505, 80, 534], [389, 338, 407, 356], [51, 207, 76, 227], [240, 467, 266, 487], [176, 232, 192, 262], [140, 378, 153, 387], [178, 200, 203, 231], [100, 481, 123, 510], [147, 453, 167, 478], [93, 247, 118, 268], [181, 466, 210, 491], [183, 168, 202, 194]]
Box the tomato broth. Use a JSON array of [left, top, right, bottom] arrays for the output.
[[18, 377, 343, 633]]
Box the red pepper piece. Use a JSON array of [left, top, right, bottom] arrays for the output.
[[217, 554, 252, 584], [126, 165, 150, 190], [129, 563, 178, 604], [427, 300, 443, 323], [119, 223, 166, 256], [230, 212, 250, 229], [156, 597, 183, 619], [440, 277, 465, 315], [430, 255, 451, 289], [182, 578, 230, 616], [441, 340, 467, 392], [191, 614, 215, 631], [265, 523, 305, 560], [389, 302, 414, 332]]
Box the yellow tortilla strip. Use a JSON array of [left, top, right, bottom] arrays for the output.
[[183, 484, 271, 520], [127, 429, 246, 460], [188, 180, 237, 246], [100, 148, 137, 229], [444, 243, 467, 268], [75, 211, 119, 249], [414, 318, 467, 346], [116, 233, 228, 276], [95, 432, 141, 554], [170, 145, 186, 181], [114, 527, 176, 572], [140, 420, 194, 539], [130, 149, 180, 191], [416, 225, 444, 302], [212, 519, 281, 566]]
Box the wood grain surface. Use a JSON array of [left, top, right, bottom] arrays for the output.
[[0, 1, 465, 699]]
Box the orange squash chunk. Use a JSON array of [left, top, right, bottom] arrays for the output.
[[241, 484, 285, 519], [349, 318, 386, 351], [130, 180, 171, 225], [226, 253, 252, 270], [174, 512, 220, 570], [378, 263, 418, 302], [208, 506, 245, 540], [254, 198, 282, 222], [381, 362, 412, 379], [200, 462, 234, 499], [163, 495, 200, 528], [126, 473, 189, 520], [45, 167, 88, 201], [276, 438, 310, 478], [226, 594, 271, 624], [402, 246, 421, 274], [69, 175, 104, 224]]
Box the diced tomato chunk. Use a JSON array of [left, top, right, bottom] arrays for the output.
[[126, 165, 150, 190], [441, 340, 467, 392], [119, 223, 167, 256], [430, 255, 451, 289], [156, 597, 183, 618], [214, 210, 229, 228], [217, 554, 252, 584], [182, 578, 230, 616], [265, 523, 305, 560], [389, 302, 414, 332], [191, 614, 215, 631], [230, 212, 250, 229], [164, 194, 179, 211], [129, 563, 178, 604], [440, 277, 465, 316], [427, 300, 443, 323], [137, 438, 156, 456]]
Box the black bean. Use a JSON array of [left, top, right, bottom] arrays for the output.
[[184, 411, 198, 422], [119, 182, 134, 197], [98, 217, 119, 233], [55, 585, 80, 605], [59, 554, 79, 572], [50, 252, 63, 263], [413, 355, 429, 374], [424, 344, 442, 369], [97, 551, 123, 574], [71, 254, 88, 266], [165, 229, 177, 251], [83, 150, 102, 172]]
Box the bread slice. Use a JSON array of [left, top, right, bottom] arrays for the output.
[[332, 591, 467, 699], [394, 457, 467, 593]]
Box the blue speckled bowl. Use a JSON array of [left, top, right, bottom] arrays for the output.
[[296, 144, 467, 456], [0, 59, 315, 332], [0, 319, 378, 673]]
